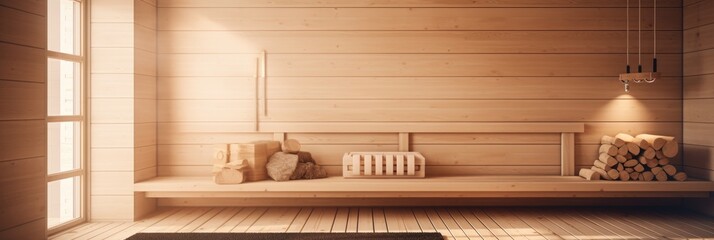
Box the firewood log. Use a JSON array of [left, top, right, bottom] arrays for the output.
[[599, 144, 618, 156], [624, 153, 633, 159], [284, 139, 301, 154], [579, 168, 601, 180], [638, 156, 648, 165], [617, 146, 628, 156], [655, 171, 668, 181], [607, 169, 620, 180], [593, 160, 612, 171], [616, 163, 624, 172], [635, 134, 672, 150], [662, 140, 679, 158], [655, 150, 665, 160], [591, 166, 611, 180], [615, 155, 627, 163], [638, 174, 644, 181], [658, 158, 670, 166], [615, 133, 635, 143], [598, 153, 618, 167], [673, 172, 687, 181], [625, 167, 634, 173], [626, 142, 641, 155], [646, 158, 659, 168], [643, 147, 656, 159], [631, 137, 651, 149], [634, 164, 645, 173], [662, 164, 677, 176], [629, 172, 640, 180], [642, 171, 655, 181], [651, 167, 663, 175], [623, 159, 638, 167], [601, 135, 626, 147], [619, 171, 630, 181]]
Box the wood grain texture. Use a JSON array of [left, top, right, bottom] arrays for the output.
[[684, 48, 714, 76], [684, 0, 714, 30], [158, 31, 681, 54], [0, 6, 45, 48], [0, 81, 45, 120], [684, 23, 714, 53], [0, 0, 46, 16], [684, 74, 714, 99], [159, 8, 680, 31], [685, 99, 714, 123], [0, 120, 45, 161], [158, 0, 681, 8], [0, 157, 46, 231], [0, 42, 46, 83]]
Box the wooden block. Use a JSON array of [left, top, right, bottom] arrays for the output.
[[655, 171, 668, 181], [374, 154, 383, 176], [662, 165, 677, 176], [634, 164, 645, 173], [615, 155, 627, 163], [646, 158, 659, 168], [616, 163, 624, 172], [213, 144, 229, 166], [407, 154, 415, 176], [658, 158, 670, 166], [601, 135, 625, 147], [629, 172, 640, 181], [396, 155, 405, 175], [619, 171, 630, 181], [617, 146, 628, 156], [385, 154, 394, 175], [625, 168, 634, 173], [599, 144, 618, 156], [636, 134, 672, 150], [235, 141, 281, 181], [593, 160, 611, 171], [655, 150, 665, 159], [642, 171, 655, 181], [578, 168, 600, 180], [651, 167, 664, 175], [352, 155, 361, 175], [662, 140, 679, 158], [643, 147, 656, 159], [607, 169, 620, 180], [623, 159, 638, 168], [673, 172, 687, 181], [590, 166, 610, 180], [364, 154, 372, 176], [626, 142, 640, 155], [631, 137, 650, 149], [638, 156, 648, 165], [598, 153, 617, 166]]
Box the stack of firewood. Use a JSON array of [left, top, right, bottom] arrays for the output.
[[579, 133, 687, 181]]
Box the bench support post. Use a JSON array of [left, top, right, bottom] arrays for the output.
[[561, 132, 575, 176]]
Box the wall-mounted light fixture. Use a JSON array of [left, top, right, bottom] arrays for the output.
[[619, 0, 659, 93]]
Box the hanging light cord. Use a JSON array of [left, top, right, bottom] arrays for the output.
[[653, 0, 657, 73], [626, 0, 630, 73], [638, 0, 642, 74]]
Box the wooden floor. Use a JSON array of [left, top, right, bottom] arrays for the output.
[[51, 207, 714, 240]]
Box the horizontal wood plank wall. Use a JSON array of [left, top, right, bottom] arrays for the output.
[[683, 0, 714, 215], [156, 1, 683, 180], [0, 1, 47, 239], [90, 0, 157, 221]]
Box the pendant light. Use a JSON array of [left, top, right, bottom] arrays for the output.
[[619, 0, 659, 92]]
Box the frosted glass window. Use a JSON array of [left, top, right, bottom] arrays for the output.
[[48, 122, 81, 174], [48, 59, 80, 116], [48, 0, 80, 55], [47, 177, 81, 228]]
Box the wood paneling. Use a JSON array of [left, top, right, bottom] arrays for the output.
[[91, 171, 134, 195], [0, 42, 46, 83], [156, 1, 683, 181], [91, 0, 133, 23], [159, 0, 681, 8], [0, 0, 46, 16], [0, 81, 45, 120], [90, 23, 133, 48], [159, 8, 679, 31], [159, 53, 680, 77], [685, 99, 714, 122], [684, 0, 714, 30], [684, 48, 714, 76], [0, 157, 46, 231], [0, 120, 45, 161], [90, 196, 135, 221], [91, 48, 134, 74], [0, 218, 46, 240], [159, 31, 681, 54], [684, 74, 714, 98], [0, 6, 45, 48], [684, 23, 714, 53]]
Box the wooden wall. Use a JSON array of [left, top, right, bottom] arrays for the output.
[[156, 0, 683, 181], [683, 0, 714, 214], [0, 1, 47, 239], [90, 0, 157, 221]]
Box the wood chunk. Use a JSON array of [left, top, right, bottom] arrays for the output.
[[643, 147, 656, 159], [601, 135, 626, 147], [655, 171, 668, 181], [624, 153, 633, 159], [658, 158, 670, 166], [593, 160, 611, 171], [642, 171, 654, 181], [617, 146, 628, 156], [591, 166, 611, 180], [662, 165, 677, 176], [598, 153, 618, 167], [284, 139, 301, 154], [599, 144, 618, 156], [662, 140, 679, 158], [614, 133, 635, 143], [631, 137, 650, 149], [619, 171, 630, 181], [615, 155, 627, 163], [673, 172, 687, 181], [636, 134, 673, 150], [655, 150, 665, 160], [634, 164, 645, 173], [616, 163, 624, 172], [629, 172, 640, 180], [638, 174, 644, 181], [646, 158, 659, 168], [578, 168, 600, 180], [625, 167, 634, 173], [638, 156, 648, 165], [626, 142, 641, 155], [607, 169, 620, 180], [623, 159, 638, 167], [651, 167, 663, 175]]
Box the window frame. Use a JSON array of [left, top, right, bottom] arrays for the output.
[[46, 0, 89, 235]]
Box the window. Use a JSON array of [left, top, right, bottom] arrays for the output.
[[47, 0, 86, 232]]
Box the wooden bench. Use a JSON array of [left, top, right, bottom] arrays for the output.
[[135, 123, 714, 199]]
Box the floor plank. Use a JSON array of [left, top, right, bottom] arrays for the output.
[[49, 207, 714, 240]]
